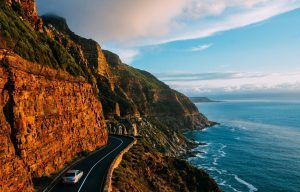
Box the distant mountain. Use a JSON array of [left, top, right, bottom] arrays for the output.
[[190, 97, 220, 103]]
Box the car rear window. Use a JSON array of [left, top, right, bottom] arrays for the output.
[[65, 173, 75, 177]]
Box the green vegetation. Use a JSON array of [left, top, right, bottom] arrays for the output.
[[103, 50, 168, 89], [0, 2, 83, 76], [112, 141, 220, 192], [114, 64, 169, 89]]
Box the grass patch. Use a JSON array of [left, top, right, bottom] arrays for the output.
[[0, 2, 83, 76]]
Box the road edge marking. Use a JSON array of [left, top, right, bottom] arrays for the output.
[[103, 136, 136, 192], [77, 137, 123, 192], [46, 142, 111, 192]]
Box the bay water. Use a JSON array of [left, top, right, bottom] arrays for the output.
[[185, 97, 300, 192]]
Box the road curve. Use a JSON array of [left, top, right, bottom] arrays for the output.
[[49, 135, 134, 192]]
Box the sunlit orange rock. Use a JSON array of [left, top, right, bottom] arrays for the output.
[[0, 53, 108, 191]]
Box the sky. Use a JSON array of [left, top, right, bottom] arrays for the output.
[[36, 0, 300, 96]]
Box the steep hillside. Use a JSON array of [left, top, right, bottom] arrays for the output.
[[103, 49, 219, 192], [0, 2, 108, 191], [42, 15, 213, 132], [42, 15, 123, 117], [0, 2, 83, 75], [0, 1, 220, 191], [112, 142, 220, 192], [104, 50, 213, 131]]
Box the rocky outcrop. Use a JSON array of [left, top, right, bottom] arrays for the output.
[[102, 50, 220, 191], [0, 3, 219, 191], [112, 142, 221, 192], [42, 16, 112, 80], [42, 15, 120, 117], [41, 15, 212, 132], [103, 50, 212, 131], [0, 64, 33, 192], [4, 0, 42, 30], [0, 52, 108, 191]]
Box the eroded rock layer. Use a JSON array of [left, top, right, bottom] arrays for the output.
[[0, 64, 34, 192], [0, 53, 108, 191]]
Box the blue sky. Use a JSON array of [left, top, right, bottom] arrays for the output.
[[37, 0, 300, 96], [134, 9, 300, 73]]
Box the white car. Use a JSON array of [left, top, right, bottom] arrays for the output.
[[62, 170, 84, 184]]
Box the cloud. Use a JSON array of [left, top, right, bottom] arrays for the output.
[[37, 0, 186, 43], [36, 0, 300, 62], [154, 0, 300, 44], [108, 48, 140, 64], [183, 0, 270, 19], [189, 44, 213, 52], [37, 0, 300, 45], [156, 72, 266, 82], [156, 72, 300, 94]]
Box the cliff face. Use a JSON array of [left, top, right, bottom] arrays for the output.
[[42, 16, 212, 131], [4, 0, 42, 30], [0, 52, 108, 191], [103, 50, 212, 131], [0, 64, 33, 192], [42, 15, 120, 117], [35, 14, 218, 191], [0, 2, 219, 191]]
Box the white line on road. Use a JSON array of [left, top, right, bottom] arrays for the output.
[[48, 141, 113, 192], [77, 137, 123, 192]]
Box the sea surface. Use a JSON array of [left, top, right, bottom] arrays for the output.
[[185, 98, 300, 192]]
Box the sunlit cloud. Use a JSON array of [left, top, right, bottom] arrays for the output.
[[154, 1, 300, 44], [37, 0, 300, 62], [106, 48, 140, 64], [37, 0, 300, 44], [156, 72, 300, 95]]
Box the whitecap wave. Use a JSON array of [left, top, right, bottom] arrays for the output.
[[227, 184, 243, 192], [219, 180, 226, 186], [195, 153, 205, 158], [233, 174, 258, 192], [212, 143, 227, 165], [224, 119, 300, 145]]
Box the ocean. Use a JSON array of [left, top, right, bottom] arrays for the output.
[[185, 98, 300, 192]]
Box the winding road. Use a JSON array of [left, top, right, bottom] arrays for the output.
[[48, 135, 134, 192]]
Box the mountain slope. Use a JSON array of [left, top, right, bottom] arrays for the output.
[[103, 50, 213, 131], [0, 1, 220, 191], [0, 2, 108, 191]]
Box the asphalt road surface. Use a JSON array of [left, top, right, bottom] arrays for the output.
[[49, 135, 134, 192]]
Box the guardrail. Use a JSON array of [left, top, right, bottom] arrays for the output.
[[103, 135, 137, 192], [42, 135, 136, 192]]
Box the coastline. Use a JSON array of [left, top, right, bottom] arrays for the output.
[[181, 123, 219, 159], [110, 117, 221, 192]]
